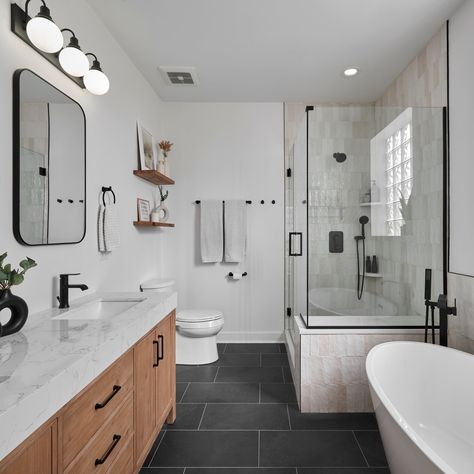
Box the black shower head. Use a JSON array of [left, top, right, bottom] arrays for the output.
[[359, 215, 369, 225]]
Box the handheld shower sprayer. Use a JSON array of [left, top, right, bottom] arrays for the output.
[[359, 215, 369, 239], [355, 215, 369, 300]]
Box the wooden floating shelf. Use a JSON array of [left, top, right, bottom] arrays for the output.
[[366, 273, 382, 278], [133, 169, 175, 185], [133, 221, 175, 228], [359, 202, 383, 207]]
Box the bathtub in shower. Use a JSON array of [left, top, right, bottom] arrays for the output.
[[367, 341, 474, 474]]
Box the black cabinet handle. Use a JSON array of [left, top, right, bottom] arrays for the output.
[[153, 340, 159, 367], [94, 385, 121, 410], [94, 434, 121, 466], [158, 334, 164, 361]]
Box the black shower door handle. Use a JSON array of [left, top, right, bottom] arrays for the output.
[[289, 232, 303, 256]]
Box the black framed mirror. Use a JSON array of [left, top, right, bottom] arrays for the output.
[[13, 69, 86, 246]]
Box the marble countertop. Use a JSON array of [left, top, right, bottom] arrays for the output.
[[0, 290, 177, 461]]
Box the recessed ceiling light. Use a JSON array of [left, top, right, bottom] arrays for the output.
[[343, 67, 359, 77]]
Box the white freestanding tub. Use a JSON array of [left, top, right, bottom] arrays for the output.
[[366, 341, 474, 474]]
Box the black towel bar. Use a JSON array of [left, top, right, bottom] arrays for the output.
[[194, 200, 252, 204]]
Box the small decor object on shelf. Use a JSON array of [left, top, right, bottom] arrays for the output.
[[158, 140, 173, 176], [137, 121, 156, 170], [137, 198, 151, 222], [0, 253, 37, 337], [152, 186, 169, 223]]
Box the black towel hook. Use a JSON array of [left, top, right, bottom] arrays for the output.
[[101, 186, 116, 206]]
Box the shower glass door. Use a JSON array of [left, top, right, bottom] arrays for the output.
[[304, 105, 446, 328]]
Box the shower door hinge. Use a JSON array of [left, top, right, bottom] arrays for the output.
[[286, 168, 292, 177], [286, 307, 292, 317]]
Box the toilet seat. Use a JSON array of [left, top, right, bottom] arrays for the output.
[[177, 309, 223, 323]]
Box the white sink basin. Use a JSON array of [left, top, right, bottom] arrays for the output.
[[53, 298, 146, 321]]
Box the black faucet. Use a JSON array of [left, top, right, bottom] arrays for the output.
[[58, 273, 88, 309], [437, 294, 457, 347]]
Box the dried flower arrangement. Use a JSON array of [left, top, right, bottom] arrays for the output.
[[159, 185, 169, 202], [158, 140, 173, 158]]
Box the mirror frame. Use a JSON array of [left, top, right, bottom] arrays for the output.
[[12, 69, 87, 246]]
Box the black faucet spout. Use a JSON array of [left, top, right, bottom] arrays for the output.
[[58, 274, 88, 309]]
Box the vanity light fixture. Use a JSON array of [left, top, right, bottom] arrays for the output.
[[58, 29, 90, 77], [343, 67, 360, 77], [25, 0, 63, 53], [84, 53, 110, 95], [11, 3, 110, 94]]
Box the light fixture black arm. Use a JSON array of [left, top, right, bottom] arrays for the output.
[[25, 0, 47, 18]]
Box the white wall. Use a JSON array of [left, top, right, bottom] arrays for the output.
[[165, 103, 284, 342], [0, 0, 167, 315], [447, 0, 474, 352], [449, 0, 474, 277]]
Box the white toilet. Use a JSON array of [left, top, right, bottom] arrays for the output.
[[140, 279, 224, 365]]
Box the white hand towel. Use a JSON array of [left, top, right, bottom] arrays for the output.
[[200, 200, 223, 263], [97, 205, 106, 252], [103, 203, 120, 252], [224, 200, 247, 263]]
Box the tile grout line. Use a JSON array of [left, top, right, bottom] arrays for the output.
[[352, 430, 370, 467], [197, 403, 208, 430], [286, 403, 292, 430], [213, 366, 220, 382], [147, 429, 167, 467], [179, 382, 190, 403], [258, 430, 260, 467], [258, 383, 261, 404]]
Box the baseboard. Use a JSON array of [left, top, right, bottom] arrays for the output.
[[217, 331, 284, 343]]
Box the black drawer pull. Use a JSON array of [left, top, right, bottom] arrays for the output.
[[158, 334, 164, 361], [94, 385, 121, 410], [153, 340, 159, 367], [94, 434, 121, 466]]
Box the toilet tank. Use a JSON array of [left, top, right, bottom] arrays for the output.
[[140, 278, 175, 293]]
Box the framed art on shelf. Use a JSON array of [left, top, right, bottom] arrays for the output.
[[137, 121, 155, 170], [137, 198, 151, 222]]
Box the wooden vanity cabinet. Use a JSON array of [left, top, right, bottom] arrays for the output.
[[0, 310, 176, 474], [135, 311, 176, 468]]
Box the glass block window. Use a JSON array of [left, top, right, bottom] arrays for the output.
[[385, 122, 412, 236]]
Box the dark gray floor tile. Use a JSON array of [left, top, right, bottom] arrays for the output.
[[151, 430, 258, 467], [260, 384, 297, 403], [200, 403, 290, 430], [260, 431, 366, 467], [140, 469, 185, 473], [216, 367, 284, 383], [176, 365, 218, 382], [143, 430, 166, 467], [187, 469, 296, 473], [299, 469, 389, 473], [288, 405, 377, 430], [208, 353, 261, 367], [261, 354, 289, 367], [279, 343, 287, 353], [182, 382, 260, 403], [226, 343, 281, 353], [176, 383, 188, 402], [282, 367, 293, 384], [218, 343, 227, 353], [166, 403, 205, 430], [354, 431, 388, 467]]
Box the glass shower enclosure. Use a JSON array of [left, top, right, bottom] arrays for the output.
[[285, 105, 447, 329]]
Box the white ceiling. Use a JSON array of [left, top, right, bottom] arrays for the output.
[[87, 0, 463, 103]]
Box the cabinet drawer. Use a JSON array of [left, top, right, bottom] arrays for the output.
[[64, 394, 133, 474], [106, 436, 134, 474], [62, 351, 133, 468]]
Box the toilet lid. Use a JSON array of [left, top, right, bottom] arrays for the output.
[[177, 309, 223, 323]]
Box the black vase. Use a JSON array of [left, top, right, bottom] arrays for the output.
[[0, 289, 28, 337]]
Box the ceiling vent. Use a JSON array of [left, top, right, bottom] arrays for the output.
[[158, 66, 199, 86]]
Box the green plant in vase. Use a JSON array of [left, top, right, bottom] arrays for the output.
[[0, 253, 37, 337]]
